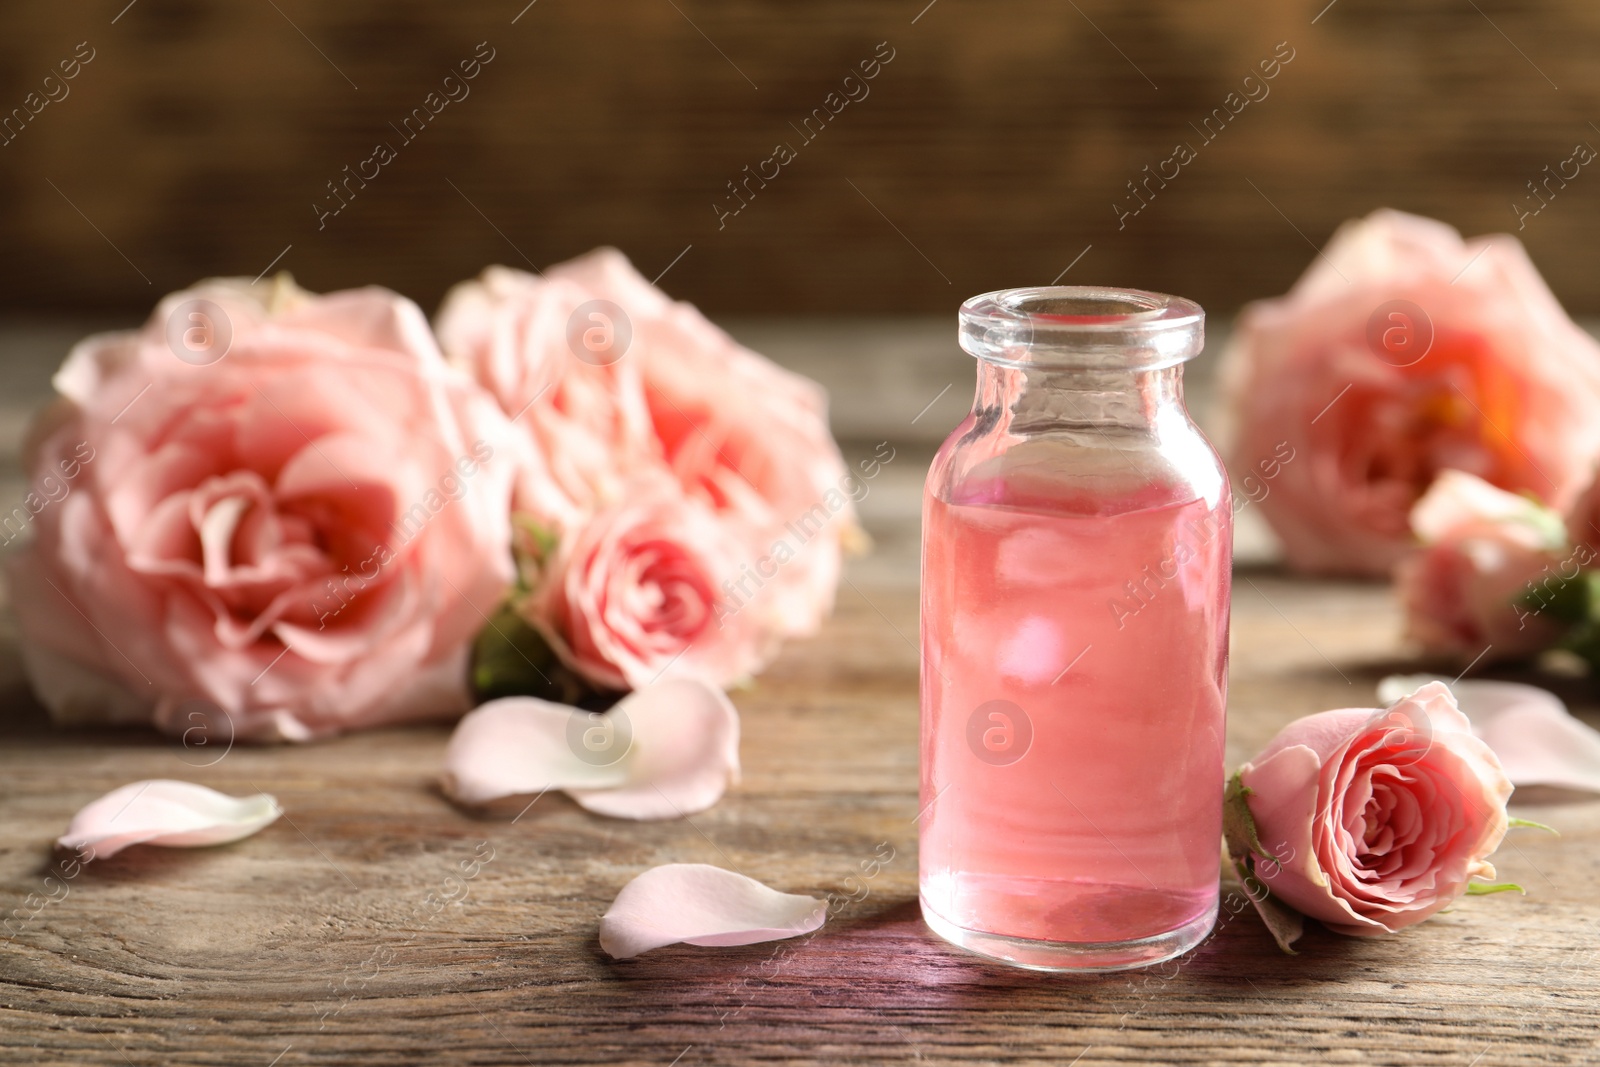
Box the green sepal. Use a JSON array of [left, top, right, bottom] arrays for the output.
[[469, 599, 617, 709], [1223, 771, 1304, 955], [513, 513, 562, 567], [1517, 570, 1589, 626], [1559, 592, 1600, 673], [1510, 492, 1572, 553], [1507, 817, 1558, 834], [1223, 772, 1267, 866], [1465, 882, 1526, 896]]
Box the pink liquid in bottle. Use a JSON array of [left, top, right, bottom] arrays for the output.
[[919, 467, 1230, 970]]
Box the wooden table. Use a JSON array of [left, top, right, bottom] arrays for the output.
[[1, 326, 1598, 1065]]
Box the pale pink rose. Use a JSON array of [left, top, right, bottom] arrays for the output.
[[1238, 681, 1512, 935], [1222, 209, 1600, 576], [437, 249, 858, 639], [533, 481, 769, 691], [434, 265, 657, 529], [1395, 470, 1569, 662], [1396, 539, 1565, 663], [7, 276, 518, 741]]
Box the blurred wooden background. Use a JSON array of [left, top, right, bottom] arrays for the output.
[[1, 0, 1599, 316]]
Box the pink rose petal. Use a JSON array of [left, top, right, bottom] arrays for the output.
[[1239, 741, 1387, 934], [599, 863, 826, 959], [56, 779, 281, 860], [1380, 675, 1600, 793], [441, 677, 740, 820], [565, 677, 740, 819], [1410, 470, 1566, 550], [441, 696, 632, 805]]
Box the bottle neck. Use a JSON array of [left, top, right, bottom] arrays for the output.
[[973, 361, 1186, 434]]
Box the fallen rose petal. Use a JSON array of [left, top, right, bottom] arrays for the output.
[[599, 863, 827, 959], [57, 779, 281, 859], [442, 677, 739, 819], [1379, 674, 1600, 792], [566, 677, 740, 819], [441, 696, 631, 806]]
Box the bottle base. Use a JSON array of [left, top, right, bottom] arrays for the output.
[[919, 895, 1218, 973]]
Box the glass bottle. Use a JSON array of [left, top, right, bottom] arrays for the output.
[[919, 286, 1231, 971]]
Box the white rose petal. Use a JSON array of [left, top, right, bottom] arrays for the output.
[[442, 677, 739, 820], [599, 863, 827, 959], [57, 779, 281, 859]]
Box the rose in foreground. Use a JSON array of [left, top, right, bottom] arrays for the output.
[[1395, 470, 1570, 663], [436, 249, 859, 670], [7, 276, 517, 740], [1232, 681, 1512, 937], [1221, 209, 1600, 576], [533, 482, 770, 690]]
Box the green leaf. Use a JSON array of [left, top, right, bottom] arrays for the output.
[[1560, 613, 1600, 674], [1465, 882, 1526, 896], [1507, 817, 1559, 835], [469, 600, 616, 708], [1518, 570, 1589, 627]]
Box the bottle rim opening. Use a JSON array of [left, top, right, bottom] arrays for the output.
[[959, 286, 1205, 370]]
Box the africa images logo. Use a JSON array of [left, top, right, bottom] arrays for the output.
[[966, 699, 1033, 766]]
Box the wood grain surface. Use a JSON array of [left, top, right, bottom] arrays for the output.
[[1, 327, 1598, 1065], [3, 1, 1600, 317]]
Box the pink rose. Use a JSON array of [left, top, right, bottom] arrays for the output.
[[434, 264, 656, 529], [533, 481, 768, 691], [1222, 209, 1600, 576], [1236, 681, 1512, 935], [552, 250, 860, 636], [436, 249, 858, 641], [1395, 470, 1569, 662], [7, 277, 517, 741]]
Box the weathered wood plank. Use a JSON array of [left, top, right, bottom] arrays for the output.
[[0, 329, 1597, 1065], [2, 522, 1599, 1065]]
